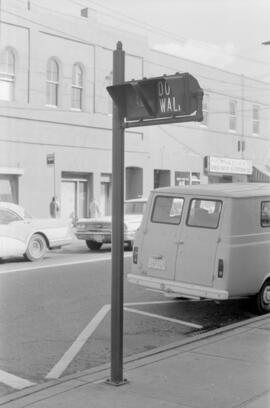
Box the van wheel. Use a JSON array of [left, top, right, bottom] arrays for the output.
[[253, 280, 270, 314], [86, 240, 102, 250]]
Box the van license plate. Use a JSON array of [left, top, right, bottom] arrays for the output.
[[148, 257, 166, 270]]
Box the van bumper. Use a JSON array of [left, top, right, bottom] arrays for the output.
[[127, 274, 229, 300]]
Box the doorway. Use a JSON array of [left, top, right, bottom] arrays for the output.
[[61, 175, 88, 222]]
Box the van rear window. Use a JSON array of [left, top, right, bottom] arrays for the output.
[[187, 199, 222, 229], [261, 201, 270, 227], [151, 196, 184, 225]]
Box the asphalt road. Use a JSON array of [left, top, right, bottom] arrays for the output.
[[0, 240, 257, 397]]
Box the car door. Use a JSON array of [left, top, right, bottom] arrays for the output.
[[0, 208, 28, 257], [174, 198, 222, 287], [140, 195, 185, 280]]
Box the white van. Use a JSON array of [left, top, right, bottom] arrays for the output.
[[128, 183, 270, 314]]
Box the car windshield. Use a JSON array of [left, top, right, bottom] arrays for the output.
[[0, 208, 22, 224], [124, 201, 146, 215]]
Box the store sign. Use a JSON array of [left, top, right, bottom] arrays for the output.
[[205, 156, 252, 175]]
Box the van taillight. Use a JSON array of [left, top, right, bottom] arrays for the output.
[[133, 246, 138, 264], [218, 259, 224, 278]]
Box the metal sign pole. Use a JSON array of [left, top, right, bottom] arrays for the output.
[[107, 41, 127, 386]]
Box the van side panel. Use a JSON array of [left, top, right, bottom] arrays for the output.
[[226, 198, 270, 296]]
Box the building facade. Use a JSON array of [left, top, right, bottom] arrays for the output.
[[1, 0, 270, 220]]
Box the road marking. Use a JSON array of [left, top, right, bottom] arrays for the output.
[[125, 300, 180, 306], [46, 304, 111, 379], [0, 253, 132, 275], [0, 369, 36, 390], [124, 307, 203, 329]]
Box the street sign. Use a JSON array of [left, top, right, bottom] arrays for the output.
[[107, 73, 203, 127], [46, 153, 55, 166]]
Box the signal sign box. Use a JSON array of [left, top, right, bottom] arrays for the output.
[[107, 72, 203, 126]]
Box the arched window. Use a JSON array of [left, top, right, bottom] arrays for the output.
[[46, 58, 59, 106], [71, 63, 83, 110], [0, 48, 15, 101]]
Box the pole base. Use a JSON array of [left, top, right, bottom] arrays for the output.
[[105, 378, 129, 386]]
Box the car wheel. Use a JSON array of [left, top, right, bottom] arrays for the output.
[[86, 240, 103, 250], [24, 233, 47, 261], [253, 279, 270, 314]]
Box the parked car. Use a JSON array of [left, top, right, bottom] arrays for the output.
[[0, 202, 73, 261], [75, 198, 147, 250]]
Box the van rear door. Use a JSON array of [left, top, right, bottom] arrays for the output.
[[175, 198, 222, 287], [140, 195, 184, 280]]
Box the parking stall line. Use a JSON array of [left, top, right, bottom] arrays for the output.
[[124, 307, 203, 329], [46, 304, 111, 380], [0, 369, 36, 390]]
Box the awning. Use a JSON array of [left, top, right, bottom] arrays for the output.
[[0, 167, 24, 175], [249, 165, 270, 183]]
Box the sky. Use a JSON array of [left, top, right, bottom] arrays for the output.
[[34, 0, 270, 81]]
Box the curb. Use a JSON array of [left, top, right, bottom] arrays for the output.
[[0, 312, 269, 406]]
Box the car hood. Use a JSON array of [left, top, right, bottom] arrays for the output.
[[77, 214, 143, 224], [23, 218, 72, 228]]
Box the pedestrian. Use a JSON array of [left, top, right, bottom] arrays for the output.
[[89, 198, 101, 218], [50, 196, 60, 218]]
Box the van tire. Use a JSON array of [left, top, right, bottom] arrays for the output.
[[253, 279, 270, 314], [86, 240, 103, 250]]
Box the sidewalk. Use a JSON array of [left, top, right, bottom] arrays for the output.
[[1, 314, 270, 408]]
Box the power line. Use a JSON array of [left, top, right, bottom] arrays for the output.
[[12, 0, 270, 69], [58, 0, 270, 68], [2, 5, 270, 97]]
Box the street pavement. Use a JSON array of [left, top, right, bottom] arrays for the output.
[[1, 313, 269, 408]]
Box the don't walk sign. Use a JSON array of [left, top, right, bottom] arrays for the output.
[[107, 72, 204, 127]]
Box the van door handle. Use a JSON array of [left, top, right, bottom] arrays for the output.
[[175, 241, 184, 245]]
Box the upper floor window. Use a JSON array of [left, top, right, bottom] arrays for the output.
[[252, 105, 260, 135], [71, 64, 83, 110], [46, 58, 59, 107], [229, 100, 237, 131], [201, 93, 209, 126], [0, 48, 15, 101], [105, 71, 113, 115]]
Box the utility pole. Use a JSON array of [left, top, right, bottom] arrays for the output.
[[107, 41, 127, 386]]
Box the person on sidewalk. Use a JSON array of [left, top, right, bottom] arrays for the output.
[[50, 196, 60, 218], [89, 198, 101, 218]]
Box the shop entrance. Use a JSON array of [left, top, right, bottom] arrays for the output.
[[61, 173, 90, 222], [100, 173, 112, 216]]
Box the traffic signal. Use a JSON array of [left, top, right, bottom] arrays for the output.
[[107, 72, 203, 124]]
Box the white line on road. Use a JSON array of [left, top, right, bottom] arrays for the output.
[[125, 300, 180, 306], [46, 304, 111, 379], [124, 307, 203, 329], [0, 253, 132, 275], [0, 369, 36, 390]]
